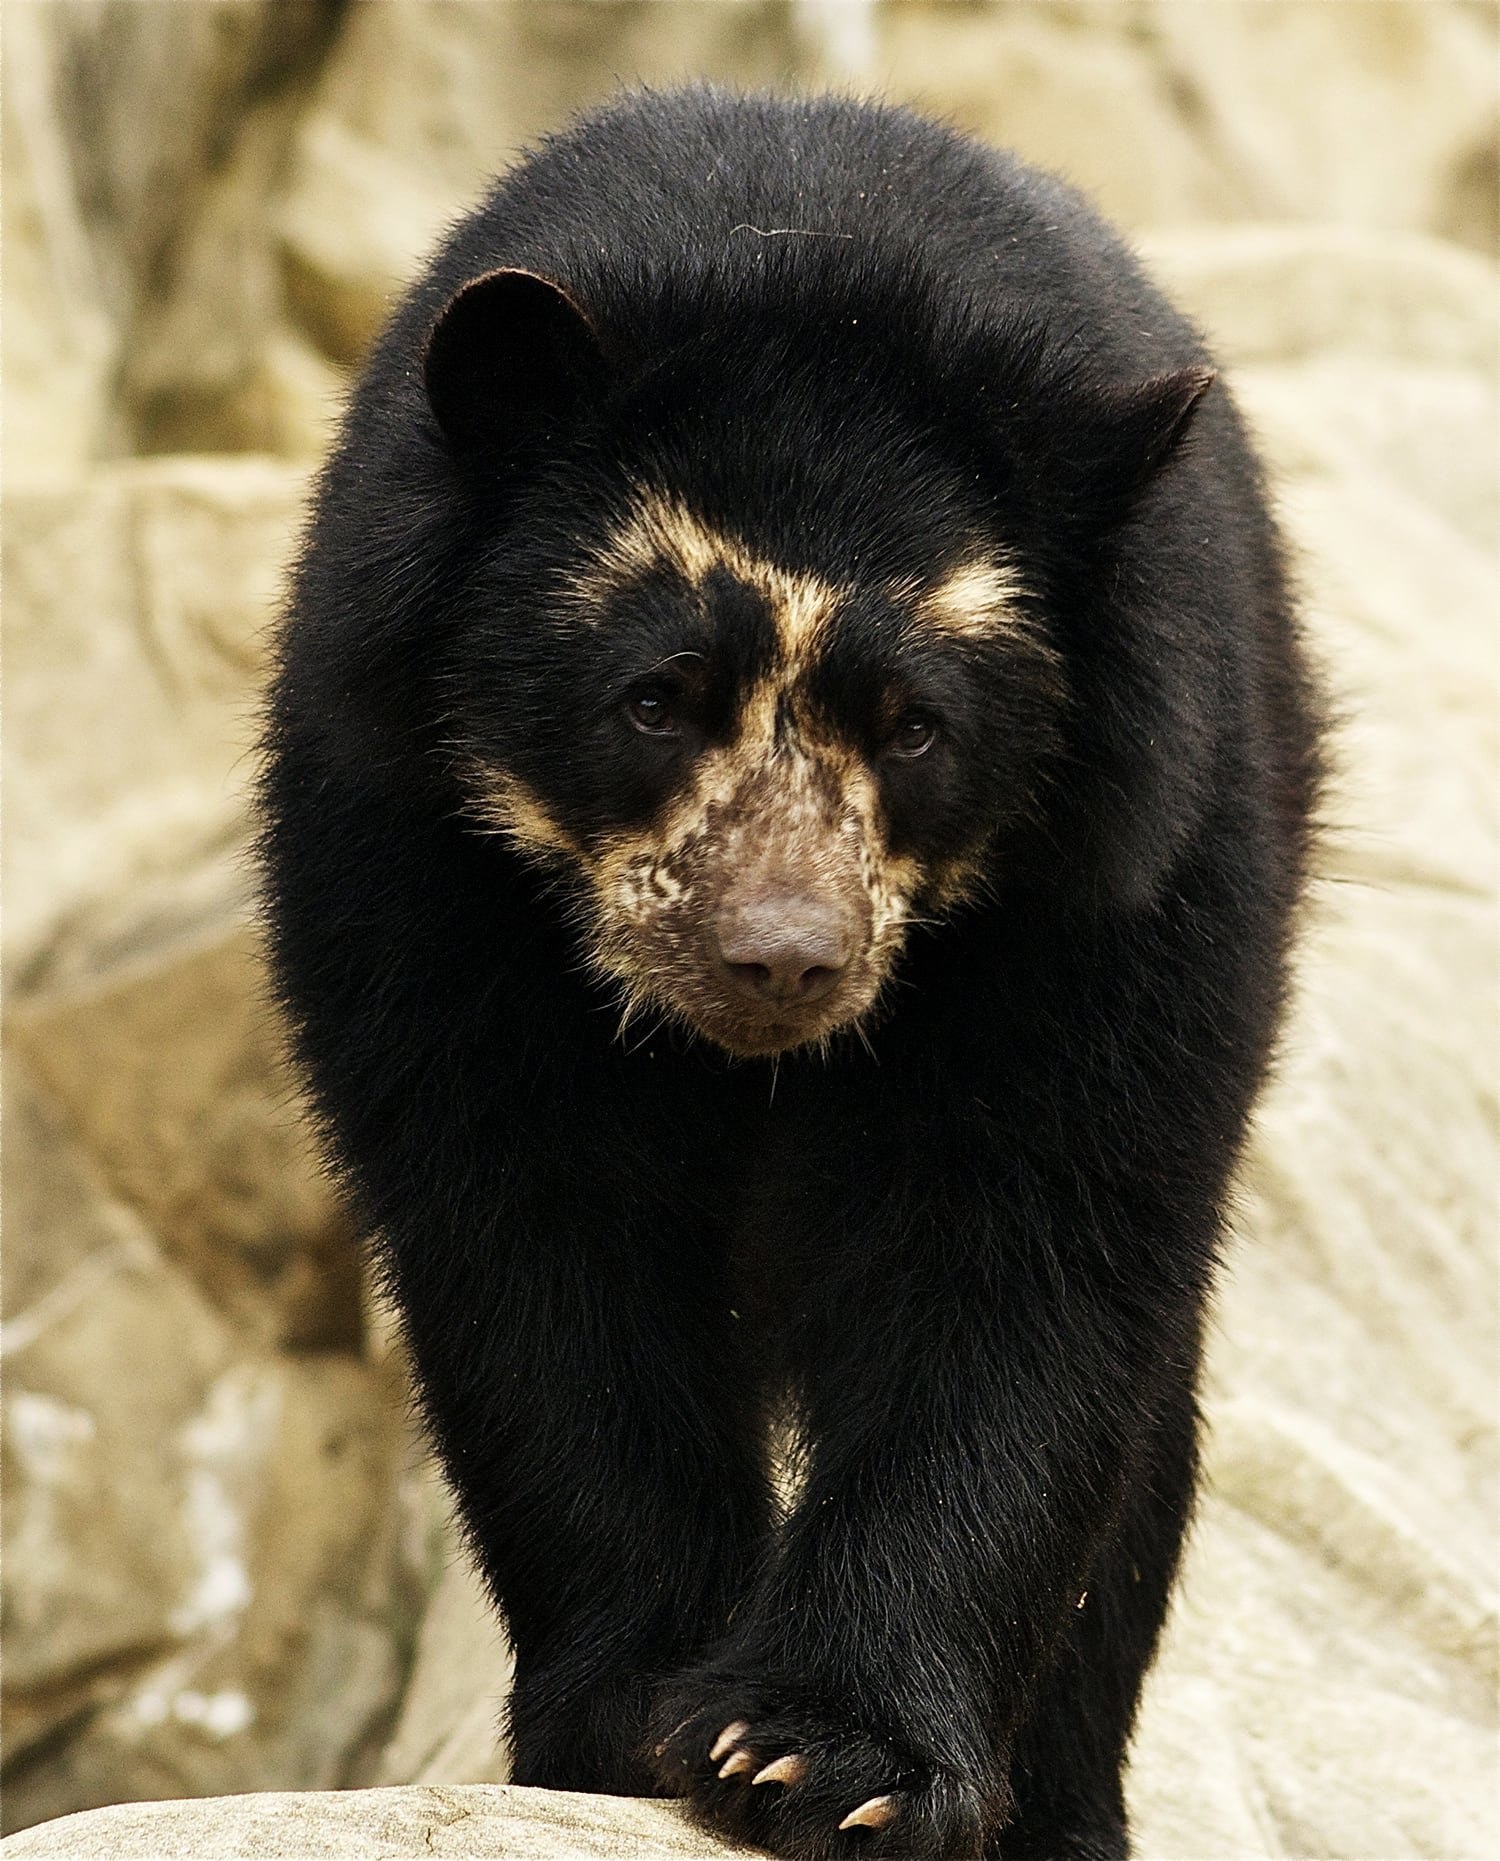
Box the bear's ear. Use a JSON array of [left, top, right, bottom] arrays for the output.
[[423, 268, 605, 458], [1075, 365, 1217, 510]]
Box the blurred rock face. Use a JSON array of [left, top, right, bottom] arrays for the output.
[[2, 0, 1495, 1848], [6, 0, 1494, 470]]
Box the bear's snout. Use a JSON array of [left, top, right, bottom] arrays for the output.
[[713, 886, 856, 1008]]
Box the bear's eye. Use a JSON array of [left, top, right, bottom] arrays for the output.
[[626, 688, 680, 737], [887, 713, 937, 759]]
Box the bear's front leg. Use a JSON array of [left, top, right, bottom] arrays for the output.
[[388, 1164, 775, 1798], [651, 1147, 1204, 1860], [360, 1023, 776, 1799]]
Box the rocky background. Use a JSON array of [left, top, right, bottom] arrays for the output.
[[3, 2, 1496, 1853]]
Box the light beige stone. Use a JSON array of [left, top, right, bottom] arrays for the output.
[[125, 103, 338, 459], [1, 4, 121, 474], [877, 0, 1497, 249], [0, 1783, 755, 1859], [0, 0, 329, 471], [879, 1, 1241, 230], [1, 1064, 216, 1744], [374, 1489, 511, 1788], [1140, 225, 1499, 371], [7, 928, 357, 1352], [3, 1312, 420, 1833], [1234, 354, 1498, 556], [1, 1055, 418, 1836], [1, 456, 307, 994], [1150, 0, 1498, 252]]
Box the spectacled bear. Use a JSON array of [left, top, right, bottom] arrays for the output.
[[258, 87, 1321, 1860]]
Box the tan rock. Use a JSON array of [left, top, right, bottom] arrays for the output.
[[1, 4, 123, 475], [1, 456, 307, 994], [1150, 0, 1498, 252], [7, 928, 357, 1353], [1, 1055, 418, 1837], [3, 1295, 420, 1834], [878, 0, 1497, 248], [880, 1, 1240, 230], [125, 103, 340, 460], [1, 1063, 217, 1746], [0, 1783, 755, 1859], [374, 1486, 511, 1788], [1141, 225, 1499, 371], [0, 0, 329, 471]]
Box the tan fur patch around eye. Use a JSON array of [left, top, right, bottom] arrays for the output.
[[915, 559, 1061, 674], [918, 560, 1027, 638], [585, 494, 1052, 680], [577, 489, 839, 667]]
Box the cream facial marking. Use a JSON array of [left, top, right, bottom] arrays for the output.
[[913, 560, 1063, 681], [919, 560, 1027, 640], [576, 490, 840, 669], [464, 765, 581, 863], [587, 490, 1050, 673]]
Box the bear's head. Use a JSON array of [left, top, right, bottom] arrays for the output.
[[422, 266, 1212, 1058]]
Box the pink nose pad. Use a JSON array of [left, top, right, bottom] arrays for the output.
[[715, 895, 855, 1006]]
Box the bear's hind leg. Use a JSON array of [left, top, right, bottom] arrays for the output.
[[993, 1371, 1201, 1860]]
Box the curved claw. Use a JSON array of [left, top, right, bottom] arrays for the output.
[[752, 1753, 808, 1787], [839, 1793, 897, 1831], [718, 1747, 755, 1779], [709, 1721, 751, 1764]]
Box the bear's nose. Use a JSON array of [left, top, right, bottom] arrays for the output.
[[715, 894, 854, 1006]]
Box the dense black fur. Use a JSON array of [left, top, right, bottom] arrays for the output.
[[259, 90, 1321, 1859]]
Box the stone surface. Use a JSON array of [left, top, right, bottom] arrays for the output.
[[1, 0, 331, 470], [1, 3, 121, 473], [881, 0, 1242, 229], [373, 1513, 510, 1788], [1141, 224, 1499, 371], [0, 1784, 753, 1859], [2, 1233, 421, 1831], [1, 1065, 218, 1752], [7, 929, 358, 1353], [125, 100, 346, 461], [1, 455, 307, 993], [1, 1034, 417, 1834], [1149, 0, 1498, 252], [858, 1, 1497, 250]]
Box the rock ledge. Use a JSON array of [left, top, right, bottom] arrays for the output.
[[0, 1783, 753, 1860]]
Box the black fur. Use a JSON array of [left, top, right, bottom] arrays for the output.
[[258, 89, 1321, 1859]]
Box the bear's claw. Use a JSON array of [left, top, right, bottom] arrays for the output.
[[709, 1721, 750, 1763], [839, 1793, 897, 1831], [753, 1753, 808, 1787]]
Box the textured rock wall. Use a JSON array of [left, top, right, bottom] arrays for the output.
[[3, 0, 1495, 1846]]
